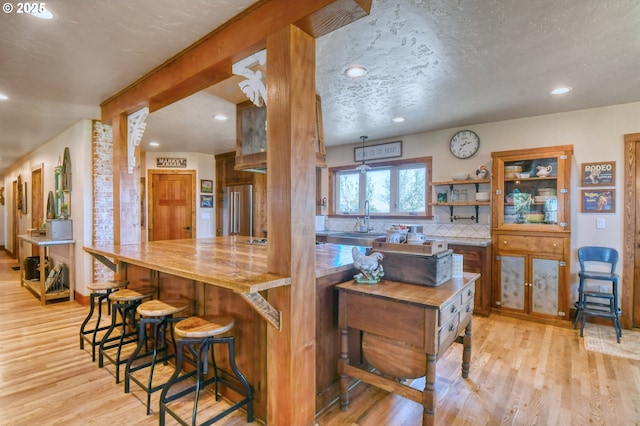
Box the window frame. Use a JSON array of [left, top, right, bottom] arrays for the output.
[[328, 156, 432, 219]]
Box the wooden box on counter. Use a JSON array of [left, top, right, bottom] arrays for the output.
[[371, 238, 448, 255], [370, 248, 453, 286]]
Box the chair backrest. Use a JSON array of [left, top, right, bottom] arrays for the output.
[[578, 246, 618, 274]]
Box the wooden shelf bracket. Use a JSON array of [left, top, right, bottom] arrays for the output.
[[239, 291, 282, 331], [87, 252, 120, 274]]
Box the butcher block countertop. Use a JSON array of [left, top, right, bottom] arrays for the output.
[[84, 237, 363, 294]]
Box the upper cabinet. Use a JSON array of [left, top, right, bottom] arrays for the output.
[[234, 96, 327, 172], [491, 145, 573, 231]]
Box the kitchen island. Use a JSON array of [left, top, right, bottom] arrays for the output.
[[84, 237, 364, 419]]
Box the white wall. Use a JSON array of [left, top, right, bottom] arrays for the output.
[[325, 101, 640, 298], [142, 152, 217, 239], [2, 119, 93, 296]]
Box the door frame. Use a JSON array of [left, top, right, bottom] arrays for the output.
[[12, 179, 18, 258], [30, 164, 44, 256], [147, 169, 196, 241], [622, 132, 640, 329]]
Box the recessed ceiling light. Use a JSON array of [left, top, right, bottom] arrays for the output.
[[549, 86, 572, 95], [344, 66, 367, 78], [392, 117, 405, 123], [0, 93, 8, 101], [213, 114, 228, 121], [149, 142, 160, 147]]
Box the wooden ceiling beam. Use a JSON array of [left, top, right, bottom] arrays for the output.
[[100, 0, 371, 121]]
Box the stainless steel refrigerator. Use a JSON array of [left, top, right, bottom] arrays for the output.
[[222, 185, 253, 237]]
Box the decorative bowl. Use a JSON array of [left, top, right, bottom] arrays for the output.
[[451, 173, 470, 181], [516, 172, 530, 178], [525, 213, 545, 223], [537, 188, 557, 196]]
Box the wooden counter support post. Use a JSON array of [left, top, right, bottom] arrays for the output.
[[112, 113, 141, 246], [265, 24, 317, 425]]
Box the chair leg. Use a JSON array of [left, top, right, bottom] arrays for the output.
[[580, 303, 587, 337], [573, 277, 585, 330], [159, 339, 185, 426], [79, 292, 97, 350], [226, 337, 254, 422]]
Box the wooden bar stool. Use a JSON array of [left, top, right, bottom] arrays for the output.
[[159, 316, 254, 425], [79, 280, 129, 361], [98, 287, 155, 383], [124, 298, 191, 415]]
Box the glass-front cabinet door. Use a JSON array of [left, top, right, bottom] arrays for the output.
[[531, 257, 560, 316], [498, 255, 526, 312], [491, 145, 573, 231], [496, 254, 561, 317]]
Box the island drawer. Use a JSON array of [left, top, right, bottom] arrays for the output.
[[438, 313, 460, 355]]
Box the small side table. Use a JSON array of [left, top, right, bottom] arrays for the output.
[[18, 234, 76, 306], [337, 273, 478, 426]]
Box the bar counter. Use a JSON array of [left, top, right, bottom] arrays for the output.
[[84, 237, 362, 289], [83, 237, 364, 419]]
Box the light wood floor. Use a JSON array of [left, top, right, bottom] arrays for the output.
[[1, 251, 639, 425]]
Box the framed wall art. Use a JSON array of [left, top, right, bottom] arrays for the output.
[[581, 189, 615, 213], [200, 179, 213, 193], [580, 161, 615, 186], [200, 195, 213, 208], [354, 140, 402, 162]]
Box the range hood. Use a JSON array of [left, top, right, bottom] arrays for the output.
[[234, 97, 327, 172]]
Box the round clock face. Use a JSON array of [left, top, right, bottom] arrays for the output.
[[449, 130, 480, 159]]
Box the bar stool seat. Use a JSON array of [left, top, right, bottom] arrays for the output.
[[79, 280, 129, 361], [99, 286, 155, 383], [125, 298, 191, 415], [159, 315, 253, 425]]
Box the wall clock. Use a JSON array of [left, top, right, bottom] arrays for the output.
[[449, 130, 480, 159]]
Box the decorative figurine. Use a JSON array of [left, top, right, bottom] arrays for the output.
[[352, 247, 384, 284], [475, 165, 489, 179]]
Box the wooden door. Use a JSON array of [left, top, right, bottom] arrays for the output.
[[623, 133, 640, 328], [12, 180, 18, 259], [31, 166, 43, 228], [30, 166, 43, 256], [148, 171, 195, 241]]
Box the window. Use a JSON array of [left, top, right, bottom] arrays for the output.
[[330, 157, 432, 218]]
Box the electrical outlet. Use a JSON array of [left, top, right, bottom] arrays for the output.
[[596, 217, 605, 229]]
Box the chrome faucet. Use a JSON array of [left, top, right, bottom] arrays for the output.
[[364, 200, 371, 233]]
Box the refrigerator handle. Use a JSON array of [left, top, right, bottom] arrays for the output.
[[232, 191, 240, 234]]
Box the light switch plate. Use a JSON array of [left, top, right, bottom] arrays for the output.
[[596, 217, 605, 229]]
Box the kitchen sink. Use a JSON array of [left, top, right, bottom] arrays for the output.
[[326, 232, 385, 246]]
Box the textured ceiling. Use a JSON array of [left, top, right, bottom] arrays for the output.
[[1, 0, 640, 174]]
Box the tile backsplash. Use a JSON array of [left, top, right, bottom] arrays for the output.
[[323, 217, 490, 239]]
